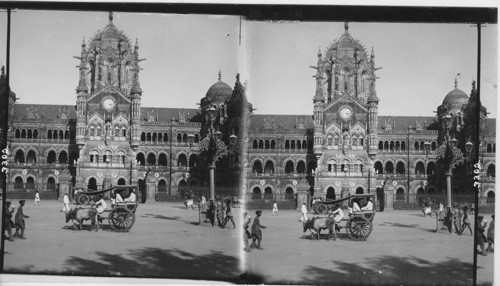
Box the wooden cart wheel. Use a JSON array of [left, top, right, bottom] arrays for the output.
[[312, 205, 319, 214], [77, 194, 90, 205], [346, 216, 372, 240], [109, 208, 135, 232], [317, 204, 327, 215]]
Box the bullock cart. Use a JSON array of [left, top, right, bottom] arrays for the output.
[[73, 185, 138, 232], [311, 194, 376, 240]]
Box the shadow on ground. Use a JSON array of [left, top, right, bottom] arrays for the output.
[[10, 247, 242, 283], [251, 255, 473, 285]]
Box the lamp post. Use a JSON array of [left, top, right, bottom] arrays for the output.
[[436, 113, 464, 232], [199, 105, 228, 200]]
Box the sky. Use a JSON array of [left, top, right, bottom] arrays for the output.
[[0, 9, 497, 119]]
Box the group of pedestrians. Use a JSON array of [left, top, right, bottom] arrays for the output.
[[243, 210, 266, 252], [205, 196, 235, 229], [3, 200, 29, 241]]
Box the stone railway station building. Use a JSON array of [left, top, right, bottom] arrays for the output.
[[0, 17, 496, 210], [245, 24, 496, 210]]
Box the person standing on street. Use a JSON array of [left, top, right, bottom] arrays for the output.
[[34, 191, 40, 206], [300, 202, 308, 223], [3, 201, 15, 241], [272, 201, 278, 216], [250, 210, 266, 250], [62, 192, 70, 212], [243, 211, 252, 252], [476, 215, 488, 256], [223, 199, 236, 229], [461, 205, 473, 236], [486, 215, 495, 253], [13, 200, 29, 239]]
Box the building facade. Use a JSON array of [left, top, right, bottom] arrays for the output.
[[2, 13, 244, 202], [245, 24, 496, 210]]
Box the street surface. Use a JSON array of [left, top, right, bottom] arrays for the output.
[[2, 200, 243, 283], [244, 209, 493, 285], [1, 200, 494, 285]]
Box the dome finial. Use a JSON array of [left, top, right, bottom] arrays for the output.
[[218, 70, 222, 81], [236, 73, 240, 83], [135, 38, 139, 49], [455, 73, 461, 88], [472, 80, 476, 91], [344, 22, 349, 34], [109, 11, 113, 23], [81, 37, 86, 47], [318, 46, 322, 57]]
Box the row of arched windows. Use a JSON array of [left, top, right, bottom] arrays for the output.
[[14, 129, 74, 140], [378, 140, 438, 152], [251, 186, 294, 200], [326, 135, 364, 147], [486, 143, 496, 153], [89, 125, 127, 138], [13, 176, 56, 190], [14, 129, 39, 139], [251, 139, 308, 150], [135, 152, 198, 168], [373, 160, 435, 175], [252, 160, 312, 174], [14, 149, 74, 164], [140, 132, 200, 144]]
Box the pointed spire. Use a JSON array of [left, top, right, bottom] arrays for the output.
[[344, 22, 349, 34], [454, 77, 458, 88], [218, 70, 222, 81], [135, 38, 139, 49], [109, 11, 113, 23], [81, 37, 86, 48], [130, 73, 142, 94], [317, 46, 322, 57], [370, 47, 375, 58], [472, 80, 476, 91]]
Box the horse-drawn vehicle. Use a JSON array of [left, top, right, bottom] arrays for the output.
[[71, 185, 138, 232], [309, 194, 376, 240]]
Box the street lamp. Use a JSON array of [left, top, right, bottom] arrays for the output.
[[436, 113, 464, 232], [199, 105, 228, 200]]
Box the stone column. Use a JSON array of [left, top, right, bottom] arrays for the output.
[[296, 180, 310, 211], [384, 186, 394, 211], [58, 172, 71, 202]]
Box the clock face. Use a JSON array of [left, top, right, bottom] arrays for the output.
[[339, 107, 352, 120], [102, 98, 115, 111]]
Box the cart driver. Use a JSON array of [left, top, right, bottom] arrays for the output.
[[361, 197, 373, 211], [92, 195, 107, 223], [124, 189, 136, 203]]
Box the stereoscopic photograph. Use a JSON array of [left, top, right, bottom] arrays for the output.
[[0, 3, 497, 286]]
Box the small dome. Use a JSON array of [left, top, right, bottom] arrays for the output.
[[205, 73, 233, 104], [442, 87, 468, 107]]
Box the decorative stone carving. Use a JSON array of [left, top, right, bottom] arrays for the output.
[[26, 106, 40, 119], [295, 117, 306, 129], [146, 108, 157, 122], [262, 117, 277, 130], [58, 107, 69, 119], [178, 110, 189, 123]]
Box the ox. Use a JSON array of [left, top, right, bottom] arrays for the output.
[[65, 207, 98, 231], [303, 217, 336, 240]]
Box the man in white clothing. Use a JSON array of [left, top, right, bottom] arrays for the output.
[[62, 193, 70, 212], [361, 198, 373, 211], [124, 190, 136, 203], [301, 202, 308, 223]]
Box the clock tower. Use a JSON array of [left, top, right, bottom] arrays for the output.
[[74, 12, 143, 190], [312, 22, 379, 198]]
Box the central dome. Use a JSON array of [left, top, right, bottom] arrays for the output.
[[205, 72, 233, 104], [443, 88, 468, 106]]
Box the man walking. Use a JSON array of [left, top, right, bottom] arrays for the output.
[[300, 202, 308, 223], [13, 200, 29, 239], [250, 210, 266, 250], [34, 191, 40, 206], [272, 201, 278, 216], [243, 211, 252, 252]]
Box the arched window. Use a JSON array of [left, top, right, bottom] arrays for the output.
[[15, 150, 25, 163], [164, 133, 169, 142], [259, 140, 264, 149], [152, 133, 157, 142], [396, 188, 405, 201], [147, 153, 156, 166], [26, 177, 35, 189], [264, 161, 275, 174], [21, 129, 26, 138], [355, 187, 364, 194], [27, 129, 32, 139], [136, 153, 145, 166], [415, 161, 425, 174], [177, 133, 182, 143], [47, 150, 56, 164], [401, 141, 406, 151], [59, 130, 64, 139], [158, 153, 168, 166], [58, 151, 68, 164], [158, 179, 167, 192], [189, 154, 198, 168], [117, 178, 126, 185], [285, 161, 294, 174], [177, 154, 187, 168], [285, 187, 294, 200], [15, 129, 20, 138], [253, 140, 258, 149], [285, 140, 290, 149], [390, 141, 394, 151], [297, 140, 302, 149], [396, 161, 405, 174], [374, 161, 383, 174], [26, 150, 37, 164], [384, 141, 389, 150], [47, 177, 56, 189], [326, 187, 335, 200], [252, 187, 262, 200], [487, 143, 493, 153], [252, 161, 263, 174], [378, 141, 383, 150], [271, 140, 276, 149], [487, 164, 495, 177], [431, 141, 437, 150], [14, 177, 24, 189], [427, 161, 435, 175], [264, 187, 273, 200], [291, 140, 295, 149], [33, 129, 38, 139], [385, 161, 394, 174], [141, 133, 146, 141], [414, 141, 419, 151], [87, 177, 97, 191], [303, 140, 307, 149], [296, 161, 306, 174], [182, 133, 188, 143], [65, 130, 69, 139], [147, 132, 152, 142], [486, 191, 495, 204]]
